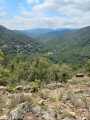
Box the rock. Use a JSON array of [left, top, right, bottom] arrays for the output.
[[0, 86, 6, 91], [76, 116, 82, 120], [0, 115, 7, 120], [69, 112, 76, 117], [47, 83, 62, 90], [74, 89, 83, 93], [34, 107, 58, 120], [76, 73, 84, 77], [24, 85, 31, 91], [6, 99, 11, 105], [63, 110, 76, 119], [63, 117, 71, 120], [15, 85, 23, 91], [41, 112, 55, 120], [8, 102, 33, 120], [48, 110, 58, 119], [41, 89, 53, 94], [38, 99, 45, 105], [23, 93, 33, 97], [82, 118, 87, 120]]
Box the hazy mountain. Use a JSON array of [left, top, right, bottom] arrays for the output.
[[14, 28, 77, 41], [35, 29, 77, 41], [44, 26, 90, 66], [13, 28, 54, 38], [0, 25, 43, 55], [13, 30, 36, 38]]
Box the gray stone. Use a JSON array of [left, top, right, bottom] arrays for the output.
[[8, 102, 33, 120], [15, 85, 23, 90], [82, 118, 87, 120], [38, 99, 45, 105], [0, 86, 6, 91], [76, 73, 84, 77], [0, 115, 7, 120], [41, 112, 55, 120], [47, 83, 62, 90], [63, 117, 71, 120], [24, 85, 31, 91]]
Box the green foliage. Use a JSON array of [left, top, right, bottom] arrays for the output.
[[59, 64, 73, 82], [85, 59, 90, 73], [30, 79, 40, 92], [7, 86, 14, 92], [0, 49, 4, 62], [0, 52, 74, 86], [48, 63, 73, 83], [0, 66, 10, 85]]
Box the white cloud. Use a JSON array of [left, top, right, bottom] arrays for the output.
[[27, 0, 39, 4], [32, 0, 90, 15], [0, 0, 90, 29], [0, 14, 90, 30]]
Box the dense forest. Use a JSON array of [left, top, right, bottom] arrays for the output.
[[0, 25, 90, 90], [0, 48, 90, 91]]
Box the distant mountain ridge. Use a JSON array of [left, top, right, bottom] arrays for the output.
[[35, 29, 77, 41], [13, 28, 78, 41]]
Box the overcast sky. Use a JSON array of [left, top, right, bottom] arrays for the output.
[[0, 0, 90, 30]]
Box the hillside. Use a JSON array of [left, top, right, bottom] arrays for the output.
[[44, 26, 90, 66], [0, 75, 90, 119], [0, 25, 43, 55]]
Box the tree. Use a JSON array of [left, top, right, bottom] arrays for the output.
[[85, 59, 90, 73]]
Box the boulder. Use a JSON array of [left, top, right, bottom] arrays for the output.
[[0, 86, 6, 91], [76, 73, 84, 77], [15, 85, 23, 91], [24, 85, 31, 91], [0, 115, 7, 120], [47, 83, 62, 90], [8, 102, 33, 120]]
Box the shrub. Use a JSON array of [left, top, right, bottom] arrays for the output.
[[39, 92, 48, 100], [30, 79, 40, 92], [7, 86, 14, 92], [19, 94, 33, 104], [59, 64, 73, 82]]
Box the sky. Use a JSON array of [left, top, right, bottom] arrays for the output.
[[0, 0, 90, 30]]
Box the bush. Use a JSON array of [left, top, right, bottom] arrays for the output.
[[30, 79, 40, 92], [7, 87, 14, 92], [59, 64, 73, 82], [85, 59, 90, 73], [19, 94, 33, 104]]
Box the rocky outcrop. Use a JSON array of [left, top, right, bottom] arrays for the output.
[[47, 83, 62, 89], [8, 102, 33, 120]]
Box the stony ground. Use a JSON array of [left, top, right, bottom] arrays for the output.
[[0, 76, 90, 120]]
